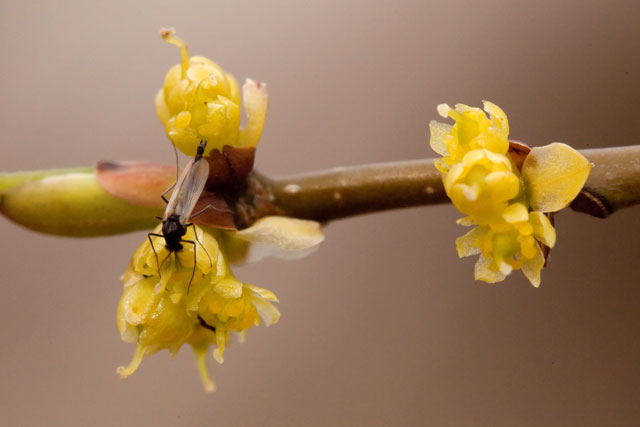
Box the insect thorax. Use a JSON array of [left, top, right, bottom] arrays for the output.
[[162, 215, 187, 252]]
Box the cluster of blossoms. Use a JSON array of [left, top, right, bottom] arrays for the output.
[[117, 225, 280, 391], [430, 102, 591, 286], [117, 30, 324, 391]]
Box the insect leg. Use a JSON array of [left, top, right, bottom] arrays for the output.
[[160, 182, 176, 204], [149, 232, 175, 284], [147, 233, 164, 276], [180, 239, 198, 295], [186, 223, 213, 270]]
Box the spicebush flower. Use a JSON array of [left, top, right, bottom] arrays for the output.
[[430, 102, 591, 286], [117, 224, 281, 392], [117, 219, 324, 391], [455, 204, 556, 285], [116, 30, 325, 392], [444, 148, 520, 223], [155, 28, 268, 157]]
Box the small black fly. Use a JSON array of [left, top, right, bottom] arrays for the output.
[[148, 140, 219, 294]]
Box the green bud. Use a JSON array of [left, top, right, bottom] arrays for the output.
[[0, 169, 162, 237]]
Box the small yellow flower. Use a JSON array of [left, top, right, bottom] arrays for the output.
[[155, 29, 268, 157], [430, 102, 591, 286], [430, 102, 510, 173], [444, 148, 520, 223], [456, 204, 556, 286], [117, 218, 324, 391], [117, 224, 280, 392]]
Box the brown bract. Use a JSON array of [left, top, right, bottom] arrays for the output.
[[96, 160, 237, 230], [97, 161, 175, 209], [205, 146, 256, 189], [191, 192, 236, 230], [507, 140, 531, 170]]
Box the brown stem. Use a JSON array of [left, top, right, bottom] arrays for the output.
[[261, 160, 447, 223], [260, 146, 640, 223], [1, 146, 637, 237], [569, 146, 640, 217]]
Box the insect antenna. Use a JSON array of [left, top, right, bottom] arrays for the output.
[[158, 140, 181, 205], [170, 139, 180, 183]]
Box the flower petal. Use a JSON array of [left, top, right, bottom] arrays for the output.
[[246, 284, 279, 302], [522, 143, 592, 212], [251, 297, 281, 327], [529, 211, 557, 248], [474, 254, 507, 283], [213, 276, 243, 299], [228, 216, 325, 263], [437, 103, 452, 118], [456, 216, 477, 226], [482, 100, 509, 138], [238, 79, 269, 147], [429, 120, 452, 156], [521, 244, 545, 287], [501, 203, 529, 224], [118, 277, 160, 328], [455, 226, 485, 258], [484, 171, 520, 201]]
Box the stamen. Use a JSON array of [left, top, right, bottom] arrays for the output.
[[116, 343, 146, 379], [160, 27, 190, 79], [193, 346, 216, 393], [213, 325, 226, 364]]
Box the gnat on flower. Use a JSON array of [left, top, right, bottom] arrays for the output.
[[116, 31, 325, 392], [430, 102, 591, 286], [117, 225, 281, 392], [117, 217, 323, 391]]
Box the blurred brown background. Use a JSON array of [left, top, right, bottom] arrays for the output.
[[1, 1, 639, 426]]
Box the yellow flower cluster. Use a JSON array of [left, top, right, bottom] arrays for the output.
[[117, 217, 324, 391], [155, 28, 268, 157], [115, 31, 325, 392], [117, 224, 280, 392], [430, 102, 591, 286]]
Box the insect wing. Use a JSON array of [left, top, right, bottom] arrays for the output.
[[162, 159, 194, 221], [173, 158, 210, 224]]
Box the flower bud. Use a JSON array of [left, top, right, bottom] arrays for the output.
[[155, 29, 268, 157], [0, 167, 161, 236]]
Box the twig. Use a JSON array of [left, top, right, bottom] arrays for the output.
[[263, 146, 640, 222]]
